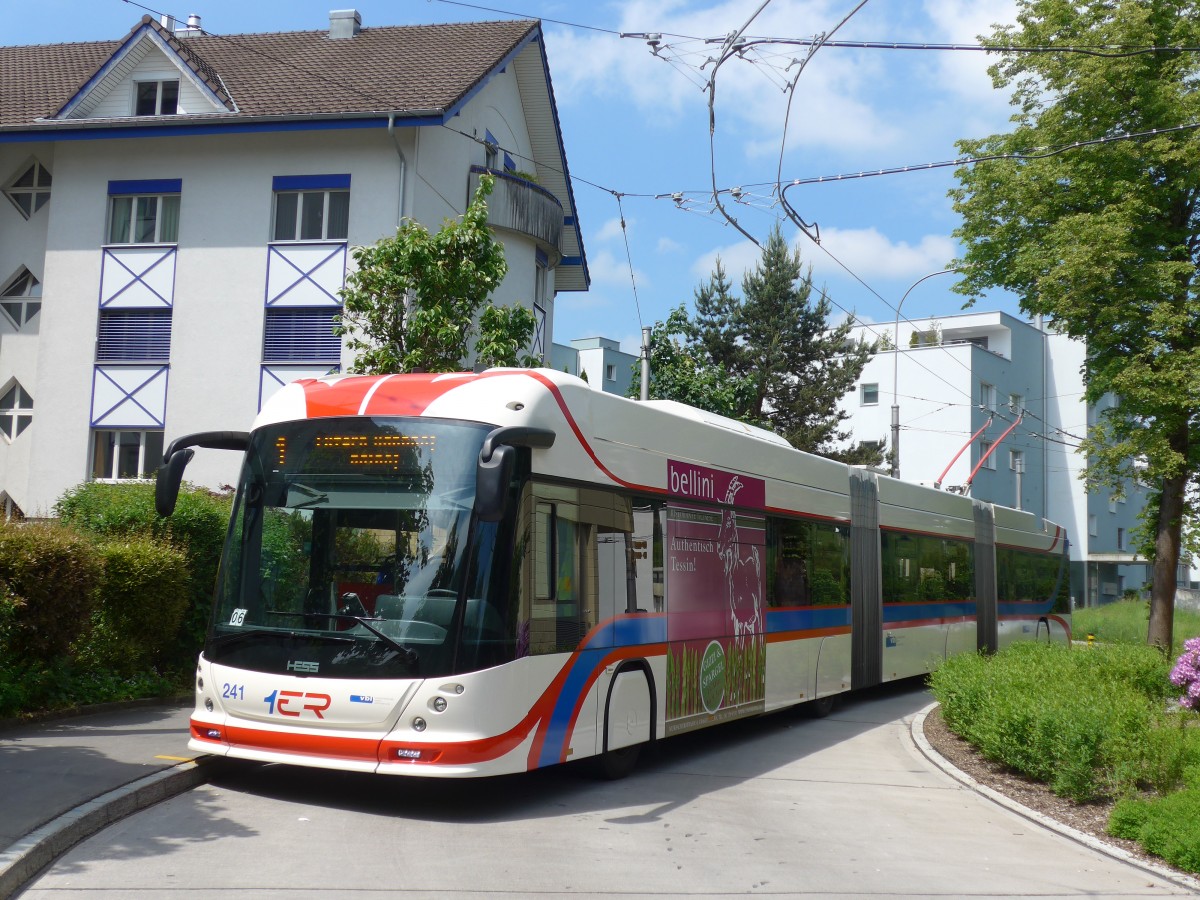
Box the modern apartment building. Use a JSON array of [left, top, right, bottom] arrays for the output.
[[841, 311, 1153, 607]]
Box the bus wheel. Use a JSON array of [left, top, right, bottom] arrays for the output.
[[803, 695, 837, 718], [595, 744, 641, 780]]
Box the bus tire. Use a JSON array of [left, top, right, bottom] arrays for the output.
[[803, 695, 837, 718], [595, 743, 641, 780]]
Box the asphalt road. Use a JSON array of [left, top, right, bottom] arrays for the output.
[[19, 682, 1195, 898]]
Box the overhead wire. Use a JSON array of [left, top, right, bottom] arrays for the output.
[[117, 0, 1172, 442]]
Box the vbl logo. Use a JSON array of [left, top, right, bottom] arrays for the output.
[[264, 689, 331, 718]]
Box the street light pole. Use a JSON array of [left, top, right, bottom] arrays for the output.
[[891, 268, 959, 479]]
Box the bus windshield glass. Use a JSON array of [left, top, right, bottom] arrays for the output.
[[209, 417, 498, 679]]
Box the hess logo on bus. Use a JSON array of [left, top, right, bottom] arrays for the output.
[[263, 689, 331, 719]]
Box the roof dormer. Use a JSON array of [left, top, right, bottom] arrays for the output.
[[53, 16, 235, 121]]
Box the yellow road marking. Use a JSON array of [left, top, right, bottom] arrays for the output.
[[155, 755, 195, 762]]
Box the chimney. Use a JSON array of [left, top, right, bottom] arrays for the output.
[[329, 9, 362, 39], [160, 13, 176, 31], [177, 13, 202, 38]]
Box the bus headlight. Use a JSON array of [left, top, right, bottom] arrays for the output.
[[431, 696, 448, 713], [412, 717, 427, 732], [205, 698, 214, 712]]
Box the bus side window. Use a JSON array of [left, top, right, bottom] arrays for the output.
[[632, 499, 665, 614]]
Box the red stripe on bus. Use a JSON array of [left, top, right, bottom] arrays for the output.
[[195, 720, 382, 762]]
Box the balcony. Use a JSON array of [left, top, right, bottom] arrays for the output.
[[469, 166, 563, 265]]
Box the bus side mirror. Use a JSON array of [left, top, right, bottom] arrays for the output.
[[156, 448, 195, 517], [475, 444, 516, 523], [154, 430, 250, 517], [474, 426, 555, 523]]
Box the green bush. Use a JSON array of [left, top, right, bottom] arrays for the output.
[[56, 481, 232, 661], [0, 522, 103, 666], [1110, 787, 1200, 874], [0, 658, 178, 720], [929, 642, 1175, 801], [76, 539, 190, 675]]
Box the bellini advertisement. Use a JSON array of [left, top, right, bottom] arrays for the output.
[[664, 460, 767, 734]]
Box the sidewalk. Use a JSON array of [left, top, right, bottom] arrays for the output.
[[0, 701, 221, 899]]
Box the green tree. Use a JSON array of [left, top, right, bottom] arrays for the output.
[[630, 305, 757, 418], [336, 174, 539, 373], [638, 225, 879, 464], [950, 0, 1200, 650]]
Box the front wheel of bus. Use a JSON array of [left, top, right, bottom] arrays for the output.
[[596, 743, 641, 780]]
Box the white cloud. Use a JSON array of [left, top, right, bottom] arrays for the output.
[[657, 236, 684, 254], [689, 236, 762, 284], [594, 216, 629, 242], [586, 248, 649, 289], [813, 227, 957, 282], [544, 0, 904, 155]]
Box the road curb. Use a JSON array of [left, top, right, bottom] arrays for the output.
[[911, 702, 1200, 895], [0, 756, 229, 900]]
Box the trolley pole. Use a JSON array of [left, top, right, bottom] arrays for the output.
[[640, 326, 651, 401]]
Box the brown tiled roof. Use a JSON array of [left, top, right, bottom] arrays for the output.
[[1, 16, 539, 127]]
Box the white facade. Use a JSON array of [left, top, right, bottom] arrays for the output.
[[0, 14, 587, 516], [841, 311, 1152, 607], [550, 336, 638, 397]]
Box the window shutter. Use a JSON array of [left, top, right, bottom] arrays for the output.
[[263, 308, 340, 363], [96, 309, 172, 361]]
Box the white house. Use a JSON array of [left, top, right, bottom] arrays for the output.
[[841, 310, 1154, 607], [0, 11, 588, 517], [550, 336, 638, 397]]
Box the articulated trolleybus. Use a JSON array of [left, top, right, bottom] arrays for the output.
[[158, 368, 1070, 778]]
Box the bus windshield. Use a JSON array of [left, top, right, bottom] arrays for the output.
[[208, 416, 507, 679]]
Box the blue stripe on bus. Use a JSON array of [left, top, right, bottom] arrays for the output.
[[767, 607, 853, 632], [538, 646, 608, 768]]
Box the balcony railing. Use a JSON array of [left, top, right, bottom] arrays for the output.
[[469, 166, 563, 264]]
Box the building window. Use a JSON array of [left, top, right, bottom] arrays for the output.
[[262, 308, 340, 363], [1, 267, 41, 329], [271, 175, 351, 242], [3, 160, 52, 219], [96, 309, 173, 361], [1117, 528, 1126, 551], [1008, 392, 1023, 414], [980, 382, 996, 411], [91, 429, 164, 480], [1009, 449, 1024, 471], [484, 130, 499, 169], [0, 382, 32, 440], [107, 191, 180, 244], [861, 382, 879, 406], [135, 80, 179, 116], [979, 440, 996, 470], [1088, 514, 1098, 537], [605, 363, 616, 382]]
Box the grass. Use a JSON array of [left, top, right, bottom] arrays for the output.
[[1073, 599, 1200, 650], [929, 640, 1200, 875]]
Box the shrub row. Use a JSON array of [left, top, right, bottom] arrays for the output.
[[929, 641, 1198, 802], [0, 482, 232, 718]]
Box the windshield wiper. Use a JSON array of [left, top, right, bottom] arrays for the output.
[[212, 623, 356, 649], [270, 607, 417, 664]]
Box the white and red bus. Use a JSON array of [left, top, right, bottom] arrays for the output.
[[158, 368, 1069, 778]]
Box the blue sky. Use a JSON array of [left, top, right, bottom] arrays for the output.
[[7, 0, 1024, 354]]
